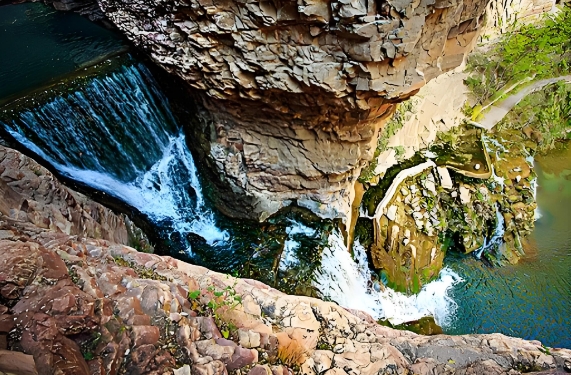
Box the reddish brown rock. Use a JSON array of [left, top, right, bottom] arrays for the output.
[[1, 145, 571, 375], [0, 349, 38, 375], [127, 344, 157, 375], [248, 365, 272, 375], [0, 241, 40, 303], [20, 316, 90, 375], [227, 345, 259, 371], [131, 325, 160, 347], [87, 358, 106, 375]]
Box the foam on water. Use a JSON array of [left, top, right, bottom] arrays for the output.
[[2, 63, 228, 252], [314, 231, 462, 326], [527, 156, 542, 221]]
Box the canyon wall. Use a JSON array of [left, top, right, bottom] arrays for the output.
[[96, 0, 488, 221], [483, 0, 555, 37]]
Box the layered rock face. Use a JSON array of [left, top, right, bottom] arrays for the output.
[[484, 0, 555, 36], [0, 145, 143, 246], [2, 145, 571, 375], [97, 0, 488, 221]]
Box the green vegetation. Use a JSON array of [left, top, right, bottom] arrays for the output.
[[80, 331, 102, 361], [497, 81, 571, 152], [113, 256, 168, 281], [466, 8, 571, 105], [187, 281, 242, 339]]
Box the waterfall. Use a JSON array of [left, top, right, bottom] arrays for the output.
[[474, 204, 505, 259], [313, 231, 462, 326], [527, 155, 542, 220], [1, 63, 228, 253]]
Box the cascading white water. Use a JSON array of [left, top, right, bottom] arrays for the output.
[[526, 155, 542, 220], [2, 63, 228, 252], [314, 231, 462, 326], [473, 204, 505, 259]]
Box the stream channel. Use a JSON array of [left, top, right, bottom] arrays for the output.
[[1, 2, 569, 348]]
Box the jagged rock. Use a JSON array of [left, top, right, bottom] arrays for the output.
[[2, 145, 571, 374], [95, 0, 488, 221], [0, 146, 147, 248]]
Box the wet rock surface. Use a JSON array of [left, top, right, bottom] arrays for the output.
[[1, 146, 571, 374], [95, 0, 488, 221]]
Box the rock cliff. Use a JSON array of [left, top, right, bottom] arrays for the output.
[[1, 145, 571, 375], [96, 0, 488, 221], [0, 146, 144, 246]]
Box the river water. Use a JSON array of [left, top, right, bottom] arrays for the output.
[[1, 2, 569, 349], [0, 3, 125, 102], [444, 145, 571, 348]]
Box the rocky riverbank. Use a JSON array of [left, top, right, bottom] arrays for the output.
[[1, 147, 571, 375]]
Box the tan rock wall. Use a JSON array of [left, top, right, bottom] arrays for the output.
[[97, 0, 488, 221], [0, 145, 143, 247], [483, 0, 555, 37]]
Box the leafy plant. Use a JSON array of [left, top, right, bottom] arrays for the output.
[[466, 8, 571, 105], [187, 281, 243, 337]]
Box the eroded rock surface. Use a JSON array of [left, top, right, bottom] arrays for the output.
[[96, 0, 488, 221], [2, 201, 571, 374], [0, 145, 150, 250], [1, 145, 571, 375]]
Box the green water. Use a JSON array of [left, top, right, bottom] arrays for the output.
[[445, 143, 571, 348], [0, 3, 125, 102]]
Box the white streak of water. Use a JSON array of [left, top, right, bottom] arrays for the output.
[[314, 231, 462, 326], [474, 204, 505, 259], [2, 64, 228, 252], [279, 220, 318, 271]]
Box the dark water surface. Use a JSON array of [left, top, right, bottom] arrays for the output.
[[445, 144, 571, 348], [0, 3, 124, 101]]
